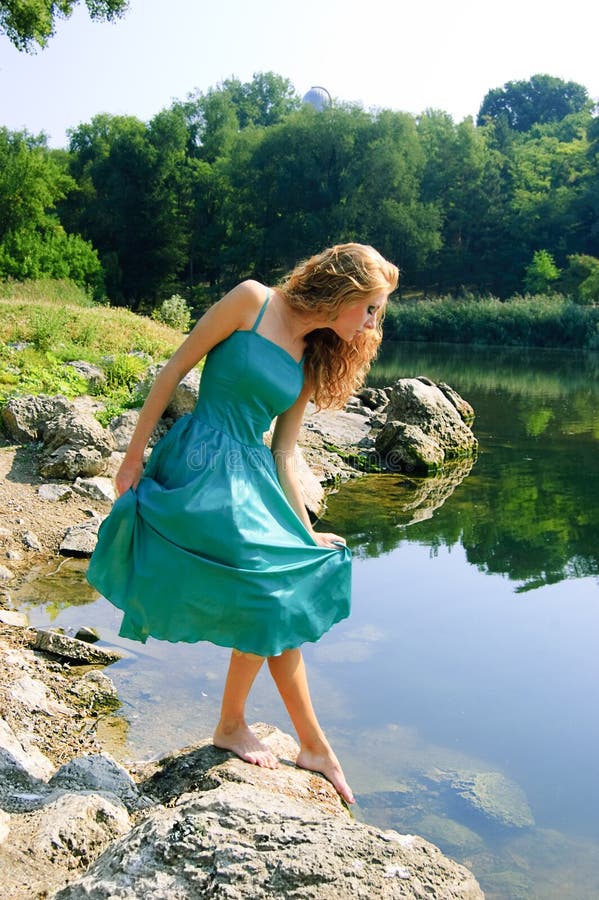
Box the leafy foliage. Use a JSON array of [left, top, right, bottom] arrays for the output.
[[0, 0, 128, 52], [477, 74, 593, 131]]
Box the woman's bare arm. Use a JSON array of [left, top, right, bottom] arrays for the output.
[[271, 383, 347, 549]]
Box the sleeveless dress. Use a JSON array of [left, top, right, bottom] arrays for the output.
[[86, 293, 352, 657]]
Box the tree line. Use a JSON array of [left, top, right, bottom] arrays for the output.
[[1, 71, 598, 310]]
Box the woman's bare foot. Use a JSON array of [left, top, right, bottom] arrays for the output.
[[296, 744, 355, 804], [213, 721, 280, 769]]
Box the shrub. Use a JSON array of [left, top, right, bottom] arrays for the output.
[[152, 294, 192, 332]]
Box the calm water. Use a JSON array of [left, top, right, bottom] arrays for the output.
[[14, 343, 599, 900]]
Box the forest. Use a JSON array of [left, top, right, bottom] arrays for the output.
[[1, 70, 599, 321]]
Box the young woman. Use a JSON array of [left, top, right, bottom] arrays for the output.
[[87, 243, 399, 804]]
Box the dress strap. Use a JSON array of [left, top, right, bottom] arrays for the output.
[[250, 290, 270, 332]]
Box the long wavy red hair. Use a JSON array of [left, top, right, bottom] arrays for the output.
[[279, 243, 399, 408]]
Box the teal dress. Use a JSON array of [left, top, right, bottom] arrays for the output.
[[86, 293, 352, 657]]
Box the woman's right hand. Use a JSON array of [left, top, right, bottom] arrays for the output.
[[115, 458, 144, 497]]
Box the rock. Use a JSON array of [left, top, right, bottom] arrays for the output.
[[9, 673, 74, 717], [0, 565, 14, 581], [60, 518, 104, 556], [0, 608, 28, 627], [428, 769, 535, 829], [70, 671, 119, 712], [6, 549, 23, 560], [438, 382, 475, 426], [165, 367, 201, 419], [74, 626, 99, 644], [49, 754, 147, 813], [305, 404, 373, 450], [0, 715, 56, 786], [26, 629, 123, 666], [57, 726, 483, 900], [22, 530, 42, 551], [1, 395, 72, 443], [33, 791, 131, 863], [106, 409, 139, 452], [39, 484, 73, 501], [72, 477, 116, 503], [0, 809, 9, 843], [376, 421, 446, 472], [0, 792, 131, 899], [107, 409, 167, 452], [374, 378, 478, 473], [65, 361, 106, 390], [357, 387, 390, 411], [40, 408, 115, 480]]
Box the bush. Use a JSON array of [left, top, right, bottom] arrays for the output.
[[152, 294, 192, 332], [383, 292, 599, 349]]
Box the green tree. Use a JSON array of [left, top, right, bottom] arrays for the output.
[[477, 74, 593, 132], [63, 110, 191, 304], [176, 72, 300, 164], [0, 127, 103, 291], [524, 249, 560, 293], [508, 112, 592, 274], [560, 254, 599, 304], [0, 0, 128, 52], [418, 111, 515, 293]]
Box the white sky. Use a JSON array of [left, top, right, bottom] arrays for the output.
[[1, 0, 598, 148]]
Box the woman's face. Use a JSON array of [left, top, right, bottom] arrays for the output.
[[330, 292, 387, 342]]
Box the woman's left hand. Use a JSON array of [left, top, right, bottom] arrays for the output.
[[311, 531, 347, 549]]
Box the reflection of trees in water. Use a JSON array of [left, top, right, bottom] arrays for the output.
[[326, 349, 599, 588], [373, 343, 599, 404], [12, 558, 97, 619], [323, 460, 475, 560]]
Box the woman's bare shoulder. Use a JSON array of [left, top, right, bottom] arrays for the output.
[[228, 279, 270, 329]]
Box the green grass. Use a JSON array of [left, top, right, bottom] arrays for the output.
[[0, 278, 187, 424]]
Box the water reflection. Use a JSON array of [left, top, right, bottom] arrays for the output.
[[321, 343, 599, 590]]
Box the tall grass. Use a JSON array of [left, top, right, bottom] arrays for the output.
[[384, 293, 599, 350], [0, 279, 185, 422]]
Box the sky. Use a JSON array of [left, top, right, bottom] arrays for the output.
[[1, 0, 598, 148]]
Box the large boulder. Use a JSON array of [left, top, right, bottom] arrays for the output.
[[142, 364, 201, 420], [375, 377, 478, 474], [39, 409, 114, 479], [1, 395, 73, 443], [55, 725, 484, 900]]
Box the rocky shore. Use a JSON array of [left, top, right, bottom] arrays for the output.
[[0, 376, 483, 898]]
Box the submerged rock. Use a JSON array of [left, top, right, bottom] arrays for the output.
[[427, 768, 535, 829]]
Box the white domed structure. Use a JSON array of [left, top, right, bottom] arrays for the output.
[[302, 86, 332, 111]]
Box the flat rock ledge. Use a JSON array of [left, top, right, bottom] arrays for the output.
[[0, 617, 482, 899], [53, 725, 483, 900]]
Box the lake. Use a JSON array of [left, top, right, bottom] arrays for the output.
[[14, 342, 599, 899]]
